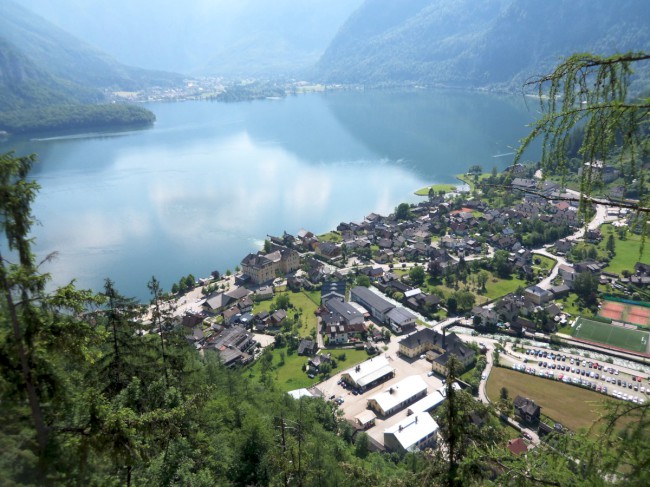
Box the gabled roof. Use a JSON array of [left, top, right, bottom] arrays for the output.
[[514, 396, 540, 416], [386, 306, 417, 325], [204, 292, 232, 310], [344, 356, 394, 388], [351, 286, 394, 313], [369, 376, 428, 414], [325, 298, 364, 323], [298, 339, 317, 355], [225, 286, 252, 300], [384, 413, 438, 452]]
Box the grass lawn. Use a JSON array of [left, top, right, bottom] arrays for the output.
[[571, 317, 649, 353], [533, 254, 556, 271], [422, 271, 524, 307], [487, 367, 619, 433], [301, 289, 321, 306], [252, 290, 320, 337], [326, 348, 377, 369], [246, 347, 315, 391], [502, 422, 522, 440], [415, 183, 458, 196], [246, 346, 375, 392], [599, 224, 650, 275], [318, 231, 342, 243], [557, 294, 593, 318], [481, 274, 527, 301]]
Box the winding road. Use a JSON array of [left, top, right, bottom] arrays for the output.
[[534, 200, 613, 290]]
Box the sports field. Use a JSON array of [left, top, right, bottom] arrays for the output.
[[571, 317, 649, 354], [599, 299, 650, 327]]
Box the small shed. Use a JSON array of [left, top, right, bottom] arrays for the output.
[[355, 410, 377, 430]]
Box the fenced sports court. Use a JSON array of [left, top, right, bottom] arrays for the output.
[[599, 298, 650, 328]]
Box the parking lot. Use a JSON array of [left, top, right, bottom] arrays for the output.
[[315, 335, 445, 447], [505, 347, 649, 404]]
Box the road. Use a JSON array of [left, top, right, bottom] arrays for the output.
[[533, 198, 613, 290], [459, 335, 541, 445], [534, 248, 567, 290]]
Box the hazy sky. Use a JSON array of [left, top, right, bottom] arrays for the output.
[[19, 0, 364, 75]]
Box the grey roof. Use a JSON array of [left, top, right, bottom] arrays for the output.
[[204, 292, 232, 310], [514, 396, 540, 416], [325, 298, 364, 322], [386, 307, 417, 325], [225, 287, 251, 300], [400, 328, 441, 349], [526, 286, 552, 297], [351, 286, 394, 313]]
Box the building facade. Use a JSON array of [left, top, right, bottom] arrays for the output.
[[240, 246, 300, 284]]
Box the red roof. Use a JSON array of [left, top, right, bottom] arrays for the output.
[[508, 438, 528, 456]]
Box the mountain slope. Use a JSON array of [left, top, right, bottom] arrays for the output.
[[0, 0, 184, 134], [0, 0, 182, 90], [0, 36, 100, 112], [316, 0, 650, 89]]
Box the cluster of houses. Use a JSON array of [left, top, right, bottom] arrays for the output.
[[177, 158, 645, 390], [471, 286, 566, 336]]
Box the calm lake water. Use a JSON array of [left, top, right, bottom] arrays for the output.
[[1, 89, 541, 301]]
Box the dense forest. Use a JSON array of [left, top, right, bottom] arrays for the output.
[[0, 104, 156, 135], [1, 151, 649, 486]]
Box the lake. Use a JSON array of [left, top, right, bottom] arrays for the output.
[[0, 89, 541, 301]]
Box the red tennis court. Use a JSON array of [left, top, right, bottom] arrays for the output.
[[599, 299, 650, 327]]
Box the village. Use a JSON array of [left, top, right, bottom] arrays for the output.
[[159, 162, 650, 456]]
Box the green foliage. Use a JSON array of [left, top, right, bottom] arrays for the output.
[[491, 249, 512, 278], [450, 290, 475, 313], [172, 273, 196, 294], [394, 202, 413, 221], [409, 265, 425, 286], [0, 103, 156, 135], [355, 274, 371, 288], [273, 293, 291, 311], [573, 272, 600, 308]]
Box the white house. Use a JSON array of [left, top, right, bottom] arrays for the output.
[[367, 375, 427, 417], [384, 413, 439, 454], [341, 355, 395, 391]]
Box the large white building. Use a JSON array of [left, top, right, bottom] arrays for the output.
[[367, 375, 428, 417], [341, 355, 395, 392], [384, 413, 439, 454]]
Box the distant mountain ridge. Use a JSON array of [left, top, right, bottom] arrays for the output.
[[315, 0, 650, 90], [19, 0, 365, 77]]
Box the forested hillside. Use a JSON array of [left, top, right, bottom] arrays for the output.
[[0, 0, 179, 134], [0, 0, 181, 90], [0, 37, 100, 112], [316, 0, 650, 90]]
